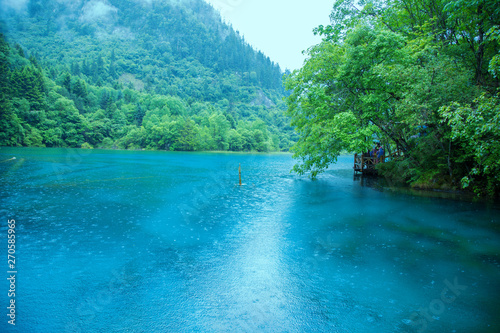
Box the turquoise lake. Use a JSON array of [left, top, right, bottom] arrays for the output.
[[1, 147, 500, 332]]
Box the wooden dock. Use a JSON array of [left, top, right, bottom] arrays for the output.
[[353, 153, 384, 175]]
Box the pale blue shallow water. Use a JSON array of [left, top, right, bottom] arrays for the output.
[[1, 147, 500, 332]]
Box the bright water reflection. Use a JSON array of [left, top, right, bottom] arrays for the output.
[[1, 147, 499, 332]]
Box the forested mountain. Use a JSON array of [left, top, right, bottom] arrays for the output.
[[285, 0, 500, 196], [0, 0, 295, 151]]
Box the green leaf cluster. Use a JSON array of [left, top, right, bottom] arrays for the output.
[[440, 93, 500, 196]]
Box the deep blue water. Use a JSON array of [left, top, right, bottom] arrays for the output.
[[1, 147, 500, 332]]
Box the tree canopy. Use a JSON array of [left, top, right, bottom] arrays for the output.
[[285, 0, 500, 196]]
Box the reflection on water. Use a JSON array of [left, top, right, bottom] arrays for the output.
[[0, 147, 499, 332]]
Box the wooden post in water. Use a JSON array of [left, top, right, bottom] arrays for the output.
[[238, 163, 242, 186]]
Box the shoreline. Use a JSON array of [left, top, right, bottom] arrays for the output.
[[0, 146, 292, 155]]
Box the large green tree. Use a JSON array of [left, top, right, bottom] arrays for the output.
[[285, 0, 500, 195]]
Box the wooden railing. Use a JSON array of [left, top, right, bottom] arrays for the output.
[[354, 150, 403, 174], [353, 153, 384, 174]]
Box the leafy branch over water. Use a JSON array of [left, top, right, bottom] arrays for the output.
[[285, 0, 500, 196]]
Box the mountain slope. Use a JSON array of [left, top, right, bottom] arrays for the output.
[[0, 0, 295, 151]]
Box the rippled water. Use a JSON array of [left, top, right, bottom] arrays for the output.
[[1, 147, 500, 332]]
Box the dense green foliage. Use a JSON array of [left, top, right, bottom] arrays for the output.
[[285, 0, 500, 196], [0, 0, 295, 152]]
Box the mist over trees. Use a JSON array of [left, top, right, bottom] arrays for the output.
[[0, 0, 296, 152]]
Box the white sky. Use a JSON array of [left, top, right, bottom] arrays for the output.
[[205, 0, 333, 71]]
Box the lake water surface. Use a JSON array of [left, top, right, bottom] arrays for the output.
[[1, 147, 500, 332]]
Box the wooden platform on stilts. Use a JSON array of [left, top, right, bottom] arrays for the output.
[[353, 153, 383, 175]]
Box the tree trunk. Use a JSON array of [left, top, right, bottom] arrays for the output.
[[475, 4, 485, 85]]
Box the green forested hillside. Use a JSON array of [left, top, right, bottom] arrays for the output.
[[0, 0, 295, 151]]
